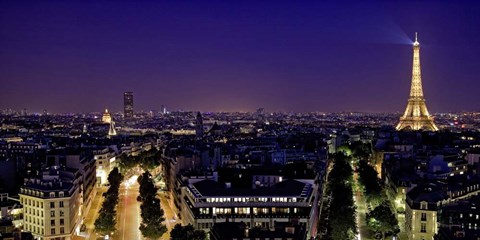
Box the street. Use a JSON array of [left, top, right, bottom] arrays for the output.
[[354, 172, 373, 240], [117, 176, 142, 240]]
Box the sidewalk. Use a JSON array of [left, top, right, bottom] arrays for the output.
[[159, 192, 178, 240], [83, 187, 106, 240]]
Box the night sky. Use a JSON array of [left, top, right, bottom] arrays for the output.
[[1, 1, 479, 113]]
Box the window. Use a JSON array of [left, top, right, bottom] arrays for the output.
[[50, 192, 55, 197], [421, 223, 427, 233], [59, 192, 64, 197], [421, 213, 427, 221], [51, 219, 55, 226], [51, 228, 55, 235], [50, 202, 55, 208], [60, 227, 64, 234], [199, 208, 209, 215], [59, 201, 64, 208], [420, 202, 428, 210], [50, 211, 55, 217], [60, 219, 64, 225], [60, 210, 64, 217]]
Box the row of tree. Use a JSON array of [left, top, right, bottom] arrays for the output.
[[94, 167, 124, 236], [327, 153, 357, 240], [354, 149, 399, 239], [118, 148, 161, 172], [357, 160, 383, 206], [137, 171, 168, 239]]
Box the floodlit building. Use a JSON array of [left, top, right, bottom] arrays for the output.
[[93, 147, 117, 185], [46, 150, 97, 224], [19, 167, 82, 240], [406, 185, 446, 240], [108, 121, 117, 137], [101, 109, 112, 124]]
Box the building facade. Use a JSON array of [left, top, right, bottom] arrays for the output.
[[178, 178, 315, 232], [93, 147, 117, 185], [19, 168, 82, 240]]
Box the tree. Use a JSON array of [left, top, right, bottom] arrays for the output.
[[107, 167, 123, 188], [94, 211, 116, 235], [357, 160, 383, 206], [138, 171, 167, 239], [170, 224, 207, 240], [351, 141, 372, 160], [366, 201, 399, 240]]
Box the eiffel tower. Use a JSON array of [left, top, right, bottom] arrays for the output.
[[396, 33, 438, 131]]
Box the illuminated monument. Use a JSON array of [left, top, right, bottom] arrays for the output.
[[102, 108, 112, 123], [396, 33, 438, 131]]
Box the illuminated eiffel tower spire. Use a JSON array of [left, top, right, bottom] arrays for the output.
[[108, 120, 117, 136], [396, 33, 438, 131]]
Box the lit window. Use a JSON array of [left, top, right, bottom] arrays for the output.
[[421, 223, 427, 233], [420, 202, 428, 210]]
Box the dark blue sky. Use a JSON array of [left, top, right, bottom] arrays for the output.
[[1, 1, 479, 113]]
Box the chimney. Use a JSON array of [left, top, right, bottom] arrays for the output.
[[225, 182, 231, 189]]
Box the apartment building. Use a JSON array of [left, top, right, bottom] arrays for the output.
[[178, 177, 315, 232], [19, 167, 82, 240]]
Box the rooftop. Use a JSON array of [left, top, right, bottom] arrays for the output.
[[190, 179, 312, 197]]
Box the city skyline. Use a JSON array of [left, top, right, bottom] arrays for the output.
[[1, 1, 480, 113]]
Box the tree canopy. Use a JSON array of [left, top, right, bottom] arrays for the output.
[[327, 153, 357, 240], [137, 171, 167, 239], [366, 201, 399, 239], [170, 224, 207, 240]]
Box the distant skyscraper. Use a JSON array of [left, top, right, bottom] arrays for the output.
[[123, 92, 134, 119], [196, 112, 204, 139], [396, 33, 438, 131]]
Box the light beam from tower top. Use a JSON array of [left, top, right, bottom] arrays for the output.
[[413, 32, 420, 46]]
